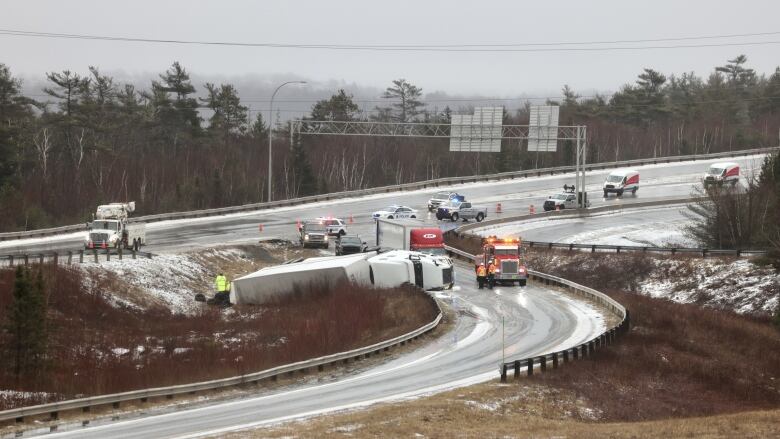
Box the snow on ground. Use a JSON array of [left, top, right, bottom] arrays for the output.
[[81, 252, 210, 315], [640, 258, 780, 315], [78, 246, 267, 315], [556, 219, 696, 247]]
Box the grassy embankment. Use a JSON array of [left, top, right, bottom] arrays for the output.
[[0, 264, 438, 411]]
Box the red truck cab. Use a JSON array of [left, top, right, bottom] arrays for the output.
[[475, 237, 528, 286], [409, 228, 446, 256]]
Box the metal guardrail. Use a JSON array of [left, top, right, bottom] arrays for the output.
[[0, 292, 442, 424], [525, 241, 767, 257], [2, 147, 776, 241], [0, 249, 153, 267], [443, 244, 629, 381], [456, 198, 766, 258]]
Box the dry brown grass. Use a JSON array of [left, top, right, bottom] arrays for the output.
[[0, 265, 438, 410], [225, 381, 780, 438]]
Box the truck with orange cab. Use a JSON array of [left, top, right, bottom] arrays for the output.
[[474, 236, 528, 286]]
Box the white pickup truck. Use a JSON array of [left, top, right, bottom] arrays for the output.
[[435, 201, 487, 222]]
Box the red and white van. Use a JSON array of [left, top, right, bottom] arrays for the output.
[[603, 169, 639, 197], [703, 162, 740, 187]]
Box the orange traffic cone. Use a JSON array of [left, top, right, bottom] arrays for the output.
[[296, 219, 301, 230], [555, 204, 561, 212], [258, 224, 264, 232], [101, 241, 107, 249], [496, 203, 503, 213], [349, 214, 354, 224], [529, 205, 536, 215]]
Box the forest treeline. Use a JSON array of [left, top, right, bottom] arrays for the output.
[[1, 55, 780, 231]]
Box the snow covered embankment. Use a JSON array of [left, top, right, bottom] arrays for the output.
[[640, 258, 780, 315], [78, 243, 293, 315]]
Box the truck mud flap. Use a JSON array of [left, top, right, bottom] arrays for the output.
[[412, 260, 424, 288]]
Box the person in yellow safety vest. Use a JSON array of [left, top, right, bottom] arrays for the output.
[[215, 272, 229, 293], [476, 264, 487, 289], [487, 262, 497, 289]]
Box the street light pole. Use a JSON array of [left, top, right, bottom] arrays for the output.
[[268, 80, 306, 202]]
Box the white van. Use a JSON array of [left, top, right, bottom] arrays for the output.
[[603, 169, 639, 197], [703, 162, 740, 187]]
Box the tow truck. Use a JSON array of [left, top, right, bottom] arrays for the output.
[[474, 236, 528, 286]]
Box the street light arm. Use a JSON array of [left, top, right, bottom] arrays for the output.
[[268, 80, 307, 202]]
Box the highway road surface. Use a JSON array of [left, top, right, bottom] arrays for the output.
[[0, 154, 767, 256]]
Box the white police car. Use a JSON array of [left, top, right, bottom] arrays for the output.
[[372, 205, 419, 220]]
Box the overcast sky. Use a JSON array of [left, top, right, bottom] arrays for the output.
[[2, 0, 779, 117]]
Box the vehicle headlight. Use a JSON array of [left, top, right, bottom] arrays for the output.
[[109, 235, 118, 242], [324, 235, 329, 241], [304, 234, 309, 240]]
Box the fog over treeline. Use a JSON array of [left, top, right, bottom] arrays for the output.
[[17, 70, 568, 122]]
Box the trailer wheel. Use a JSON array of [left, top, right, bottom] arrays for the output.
[[387, 215, 394, 220], [476, 213, 484, 222], [451, 213, 459, 222], [632, 187, 637, 195]]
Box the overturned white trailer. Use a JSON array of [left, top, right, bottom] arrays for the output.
[[231, 250, 454, 305]]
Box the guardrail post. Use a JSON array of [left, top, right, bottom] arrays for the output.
[[24, 254, 29, 265], [591, 245, 596, 253], [67, 251, 72, 264], [39, 254, 44, 264], [527, 358, 534, 376], [616, 246, 621, 254], [53, 253, 58, 265], [563, 349, 569, 363], [702, 248, 707, 257], [671, 248, 677, 255], [552, 352, 559, 369], [736, 249, 742, 257], [147, 252, 152, 259], [106, 249, 110, 262], [539, 356, 547, 372], [573, 346, 579, 359], [93, 249, 98, 263], [118, 248, 122, 260], [8, 255, 13, 266], [500, 364, 507, 382], [132, 250, 136, 259], [624, 310, 631, 333], [514, 360, 520, 378], [589, 340, 596, 353]]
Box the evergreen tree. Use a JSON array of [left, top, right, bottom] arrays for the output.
[[201, 83, 248, 135], [310, 89, 360, 121], [149, 62, 201, 133], [0, 64, 36, 190], [4, 266, 48, 383], [289, 130, 316, 196], [250, 113, 269, 139], [380, 79, 425, 122]]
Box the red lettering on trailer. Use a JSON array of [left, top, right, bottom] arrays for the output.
[[625, 174, 640, 185]]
